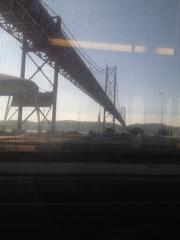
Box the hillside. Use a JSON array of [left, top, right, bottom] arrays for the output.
[[0, 120, 180, 136]]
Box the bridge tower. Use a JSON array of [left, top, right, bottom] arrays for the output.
[[103, 66, 117, 133], [121, 106, 126, 124], [15, 16, 61, 134]]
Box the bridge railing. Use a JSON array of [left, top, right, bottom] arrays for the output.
[[40, 0, 105, 88]]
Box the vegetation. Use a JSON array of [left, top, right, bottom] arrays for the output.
[[130, 127, 144, 136]]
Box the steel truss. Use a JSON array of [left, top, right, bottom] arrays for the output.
[[120, 107, 126, 124], [4, 41, 54, 133], [0, 0, 126, 131], [103, 66, 117, 133], [0, 0, 96, 99], [0, 0, 59, 132]]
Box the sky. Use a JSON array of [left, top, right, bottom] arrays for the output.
[[1, 0, 180, 126]]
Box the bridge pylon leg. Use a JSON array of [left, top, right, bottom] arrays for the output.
[[103, 66, 117, 134], [17, 39, 27, 131], [50, 16, 61, 134], [51, 59, 59, 133]]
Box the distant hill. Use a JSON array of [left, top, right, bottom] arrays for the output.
[[0, 120, 180, 136], [129, 123, 180, 136], [0, 120, 109, 133]]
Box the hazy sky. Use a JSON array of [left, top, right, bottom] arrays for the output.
[[1, 0, 180, 126]]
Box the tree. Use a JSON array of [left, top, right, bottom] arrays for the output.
[[130, 127, 144, 136]]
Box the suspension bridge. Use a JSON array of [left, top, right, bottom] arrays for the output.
[[0, 0, 126, 133]]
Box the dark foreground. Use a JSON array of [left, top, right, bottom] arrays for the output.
[[1, 136, 180, 239], [1, 173, 180, 239]]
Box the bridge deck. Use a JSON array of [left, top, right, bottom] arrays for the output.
[[0, 0, 125, 126], [0, 74, 53, 107]]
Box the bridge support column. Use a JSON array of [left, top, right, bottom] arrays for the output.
[[103, 66, 117, 134], [51, 59, 59, 133], [17, 40, 26, 131], [51, 16, 61, 134]]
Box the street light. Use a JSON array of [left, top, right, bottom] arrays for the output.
[[159, 93, 163, 136]]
